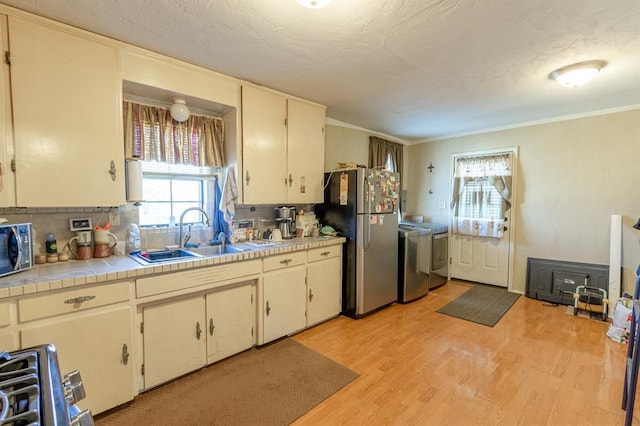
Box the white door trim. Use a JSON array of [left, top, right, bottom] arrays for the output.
[[448, 146, 519, 292]]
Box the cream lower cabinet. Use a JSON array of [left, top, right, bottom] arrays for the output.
[[306, 245, 342, 327], [259, 251, 308, 344], [142, 281, 256, 389], [19, 280, 134, 415]]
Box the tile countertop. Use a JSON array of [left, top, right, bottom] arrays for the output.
[[0, 236, 346, 299]]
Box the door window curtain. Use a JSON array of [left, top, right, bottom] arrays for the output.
[[368, 136, 403, 182], [123, 101, 226, 167], [450, 153, 512, 238]]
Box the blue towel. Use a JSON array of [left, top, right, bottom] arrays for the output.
[[213, 177, 229, 239]]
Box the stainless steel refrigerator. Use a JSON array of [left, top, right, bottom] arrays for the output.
[[315, 167, 400, 318]]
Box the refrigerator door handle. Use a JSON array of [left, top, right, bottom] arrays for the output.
[[363, 175, 371, 251]]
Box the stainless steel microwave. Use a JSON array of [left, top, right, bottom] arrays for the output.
[[0, 223, 34, 278]]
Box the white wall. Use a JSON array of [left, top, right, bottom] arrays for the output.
[[405, 109, 640, 294]]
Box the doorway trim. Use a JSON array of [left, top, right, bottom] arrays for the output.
[[448, 146, 519, 292]]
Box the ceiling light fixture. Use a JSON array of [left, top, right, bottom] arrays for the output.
[[296, 0, 333, 8], [170, 98, 190, 122], [549, 60, 607, 88]]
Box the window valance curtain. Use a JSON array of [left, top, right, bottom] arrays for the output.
[[450, 153, 513, 238], [123, 101, 226, 167], [368, 136, 403, 181]]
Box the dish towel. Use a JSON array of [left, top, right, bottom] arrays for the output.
[[219, 166, 238, 236]]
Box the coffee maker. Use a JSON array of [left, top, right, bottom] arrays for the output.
[[274, 206, 296, 239]]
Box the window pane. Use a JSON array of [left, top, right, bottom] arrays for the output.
[[139, 202, 172, 226], [174, 202, 204, 223], [172, 180, 202, 202], [143, 179, 171, 202]]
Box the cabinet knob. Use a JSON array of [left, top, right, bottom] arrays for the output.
[[309, 289, 314, 302], [122, 343, 130, 366], [196, 321, 202, 340], [266, 301, 271, 316], [288, 173, 293, 187], [245, 170, 251, 185], [209, 318, 215, 336]]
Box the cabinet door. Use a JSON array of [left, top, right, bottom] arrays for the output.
[[307, 256, 342, 326], [241, 85, 287, 204], [142, 296, 206, 389], [0, 16, 15, 207], [205, 282, 255, 364], [21, 307, 135, 415], [287, 98, 326, 204], [8, 17, 124, 207], [262, 267, 307, 344]]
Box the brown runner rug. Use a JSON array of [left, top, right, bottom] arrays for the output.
[[437, 284, 520, 327], [95, 338, 358, 426]]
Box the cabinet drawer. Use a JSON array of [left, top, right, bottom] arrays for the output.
[[136, 260, 262, 298], [307, 245, 341, 263], [262, 251, 307, 272], [18, 281, 131, 323]]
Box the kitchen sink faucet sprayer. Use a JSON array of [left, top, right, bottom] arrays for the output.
[[179, 207, 211, 248], [217, 232, 226, 251]]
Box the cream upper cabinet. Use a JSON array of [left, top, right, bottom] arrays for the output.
[[0, 15, 14, 207], [8, 16, 124, 207], [286, 98, 325, 204], [241, 84, 287, 204], [241, 84, 325, 205]]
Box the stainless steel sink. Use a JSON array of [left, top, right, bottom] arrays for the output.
[[187, 245, 249, 257], [130, 249, 203, 265]]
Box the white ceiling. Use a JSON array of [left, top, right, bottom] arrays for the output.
[[2, 0, 640, 143]]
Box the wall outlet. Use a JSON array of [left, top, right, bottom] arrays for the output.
[[109, 211, 120, 226]]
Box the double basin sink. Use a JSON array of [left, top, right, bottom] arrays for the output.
[[130, 245, 247, 265]]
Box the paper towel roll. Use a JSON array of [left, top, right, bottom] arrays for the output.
[[126, 160, 143, 202]]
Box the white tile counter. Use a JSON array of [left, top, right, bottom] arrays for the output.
[[0, 237, 345, 299]]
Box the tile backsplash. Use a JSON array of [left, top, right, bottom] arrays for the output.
[[0, 203, 316, 256]]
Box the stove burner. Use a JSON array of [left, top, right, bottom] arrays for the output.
[[0, 350, 41, 425]]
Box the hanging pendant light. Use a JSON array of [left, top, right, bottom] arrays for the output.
[[296, 0, 333, 8], [170, 98, 190, 122]]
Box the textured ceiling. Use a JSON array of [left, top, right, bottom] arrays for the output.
[[1, 0, 639, 143]]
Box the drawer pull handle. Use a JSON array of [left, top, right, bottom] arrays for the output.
[[309, 289, 314, 302], [279, 259, 292, 265], [320, 251, 331, 256], [122, 343, 130, 366], [196, 322, 202, 340], [64, 295, 96, 304]]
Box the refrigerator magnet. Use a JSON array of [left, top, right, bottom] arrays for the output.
[[379, 215, 384, 224], [339, 173, 348, 205], [370, 215, 377, 224]]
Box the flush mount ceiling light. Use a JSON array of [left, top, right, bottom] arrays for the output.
[[170, 98, 190, 122], [296, 0, 333, 8], [549, 60, 607, 88]]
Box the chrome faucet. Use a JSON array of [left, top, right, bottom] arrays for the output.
[[217, 232, 226, 250], [179, 207, 211, 248]]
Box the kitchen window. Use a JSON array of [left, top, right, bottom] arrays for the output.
[[138, 162, 218, 227], [123, 100, 225, 227]]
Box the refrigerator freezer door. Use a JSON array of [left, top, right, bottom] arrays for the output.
[[356, 211, 399, 315]]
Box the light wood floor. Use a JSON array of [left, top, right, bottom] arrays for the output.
[[292, 280, 631, 425]]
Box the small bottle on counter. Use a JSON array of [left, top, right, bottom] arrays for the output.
[[45, 233, 57, 254]]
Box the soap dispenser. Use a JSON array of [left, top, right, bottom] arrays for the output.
[[127, 224, 141, 254]]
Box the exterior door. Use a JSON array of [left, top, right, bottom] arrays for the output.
[[450, 209, 511, 287], [449, 149, 517, 288]]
